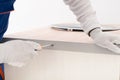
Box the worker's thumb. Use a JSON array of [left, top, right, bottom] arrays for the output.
[[25, 41, 42, 55]]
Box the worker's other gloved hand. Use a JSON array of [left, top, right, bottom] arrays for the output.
[[90, 27, 120, 54], [0, 40, 41, 67]]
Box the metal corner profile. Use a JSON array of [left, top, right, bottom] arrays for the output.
[[1, 37, 118, 55]]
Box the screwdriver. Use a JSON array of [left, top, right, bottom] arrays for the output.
[[34, 44, 54, 51]]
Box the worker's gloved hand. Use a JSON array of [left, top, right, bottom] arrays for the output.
[[0, 40, 41, 67], [90, 27, 120, 54]]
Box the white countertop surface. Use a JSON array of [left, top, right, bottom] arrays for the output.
[[4, 27, 120, 80]]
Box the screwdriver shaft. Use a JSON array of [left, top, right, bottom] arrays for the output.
[[35, 44, 54, 51]]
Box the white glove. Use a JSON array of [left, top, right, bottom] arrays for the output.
[[0, 40, 41, 67], [90, 27, 120, 54], [64, 0, 120, 53]]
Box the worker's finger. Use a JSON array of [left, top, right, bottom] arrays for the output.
[[8, 62, 25, 67], [25, 41, 42, 50], [112, 37, 120, 45], [104, 41, 120, 54]]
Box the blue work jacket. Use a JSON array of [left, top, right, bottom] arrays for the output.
[[0, 0, 16, 80]]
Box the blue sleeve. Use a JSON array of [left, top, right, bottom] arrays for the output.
[[0, 0, 16, 40], [0, 13, 10, 41], [0, 0, 16, 13]]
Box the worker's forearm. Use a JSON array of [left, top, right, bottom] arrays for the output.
[[63, 0, 101, 33]]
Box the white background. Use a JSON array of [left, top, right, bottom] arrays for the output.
[[6, 0, 120, 34]]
